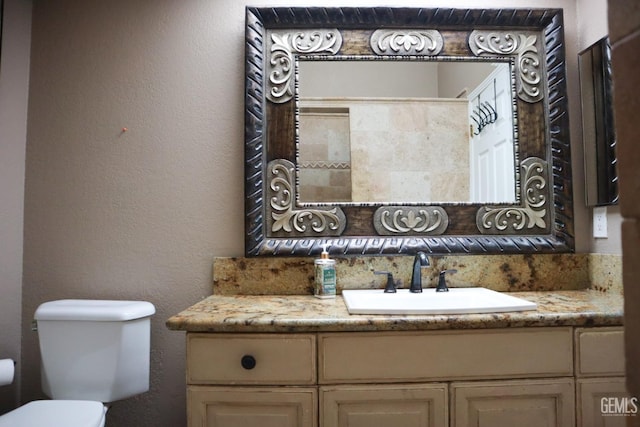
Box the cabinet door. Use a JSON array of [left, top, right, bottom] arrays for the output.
[[575, 327, 625, 378], [320, 384, 447, 427], [578, 377, 631, 427], [188, 386, 317, 427], [451, 378, 574, 427]]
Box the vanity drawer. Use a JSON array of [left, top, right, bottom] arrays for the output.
[[187, 333, 316, 385], [575, 327, 625, 377], [318, 328, 573, 384]]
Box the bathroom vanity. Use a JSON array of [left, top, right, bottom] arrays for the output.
[[167, 290, 626, 427], [170, 4, 627, 425]]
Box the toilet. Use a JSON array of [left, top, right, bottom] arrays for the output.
[[0, 299, 155, 427]]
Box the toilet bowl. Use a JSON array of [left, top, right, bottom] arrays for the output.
[[0, 400, 106, 427], [0, 299, 155, 427]]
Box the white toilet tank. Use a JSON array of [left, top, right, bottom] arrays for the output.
[[34, 299, 155, 403]]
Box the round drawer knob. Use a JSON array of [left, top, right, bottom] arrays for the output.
[[241, 355, 256, 370]]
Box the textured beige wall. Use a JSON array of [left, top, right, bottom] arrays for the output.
[[0, 0, 32, 414], [22, 1, 246, 425], [21, 1, 585, 426]]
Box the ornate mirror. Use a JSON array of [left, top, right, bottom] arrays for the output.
[[245, 7, 574, 256]]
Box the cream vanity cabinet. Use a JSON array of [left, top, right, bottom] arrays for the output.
[[186, 333, 318, 427], [319, 328, 575, 427], [185, 327, 625, 427], [574, 327, 628, 427]]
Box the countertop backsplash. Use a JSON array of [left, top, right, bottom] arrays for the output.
[[212, 254, 621, 296]]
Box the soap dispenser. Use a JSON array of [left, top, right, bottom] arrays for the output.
[[314, 244, 336, 298]]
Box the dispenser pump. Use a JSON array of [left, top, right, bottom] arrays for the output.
[[314, 243, 336, 298], [320, 244, 330, 259]]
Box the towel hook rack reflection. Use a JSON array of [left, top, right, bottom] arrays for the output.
[[470, 78, 499, 136]]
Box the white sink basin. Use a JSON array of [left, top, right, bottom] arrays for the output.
[[342, 288, 537, 315]]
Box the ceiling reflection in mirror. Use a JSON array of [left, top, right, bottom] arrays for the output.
[[296, 58, 519, 204]]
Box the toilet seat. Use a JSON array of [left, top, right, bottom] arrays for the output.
[[0, 400, 106, 427]]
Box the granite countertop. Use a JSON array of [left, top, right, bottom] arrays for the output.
[[166, 289, 623, 333]]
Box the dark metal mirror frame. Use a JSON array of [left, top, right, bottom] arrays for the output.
[[245, 7, 574, 256], [579, 36, 618, 207]]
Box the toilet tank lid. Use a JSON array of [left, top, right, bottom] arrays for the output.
[[35, 300, 156, 321]]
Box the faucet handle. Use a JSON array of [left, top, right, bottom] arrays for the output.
[[436, 269, 458, 292], [374, 271, 397, 293]]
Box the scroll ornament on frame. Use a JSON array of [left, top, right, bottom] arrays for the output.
[[267, 159, 346, 237], [370, 29, 444, 56], [476, 157, 548, 234], [469, 30, 543, 103], [266, 29, 342, 104], [373, 206, 448, 236]]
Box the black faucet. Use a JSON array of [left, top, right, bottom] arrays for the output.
[[410, 252, 430, 293]]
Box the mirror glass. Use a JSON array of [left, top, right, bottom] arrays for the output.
[[296, 58, 518, 204]]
